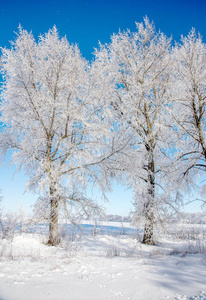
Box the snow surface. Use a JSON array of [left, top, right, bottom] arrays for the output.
[[0, 223, 206, 300]]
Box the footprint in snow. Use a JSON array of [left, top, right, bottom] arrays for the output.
[[14, 281, 25, 285]]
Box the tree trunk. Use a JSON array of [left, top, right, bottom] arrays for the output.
[[142, 145, 155, 245], [143, 212, 154, 245], [48, 187, 60, 246]]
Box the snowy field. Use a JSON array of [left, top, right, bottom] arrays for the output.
[[0, 222, 206, 300]]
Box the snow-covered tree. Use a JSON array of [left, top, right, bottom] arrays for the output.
[[172, 30, 206, 199], [94, 17, 178, 244], [0, 26, 122, 245]]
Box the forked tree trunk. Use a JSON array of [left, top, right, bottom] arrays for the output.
[[48, 187, 60, 246]]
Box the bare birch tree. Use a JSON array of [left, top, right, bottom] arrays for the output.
[[0, 26, 122, 245], [94, 17, 177, 244], [172, 29, 206, 200]]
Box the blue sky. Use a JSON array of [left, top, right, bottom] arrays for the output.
[[0, 0, 205, 215]]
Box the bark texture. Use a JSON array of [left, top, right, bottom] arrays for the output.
[[48, 188, 60, 246], [142, 145, 155, 245]]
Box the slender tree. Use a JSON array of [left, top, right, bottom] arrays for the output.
[[172, 29, 206, 197], [0, 26, 121, 245], [94, 17, 177, 244]]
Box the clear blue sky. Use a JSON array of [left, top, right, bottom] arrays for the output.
[[0, 0, 205, 216]]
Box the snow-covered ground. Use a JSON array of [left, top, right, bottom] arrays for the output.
[[0, 223, 206, 300]]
